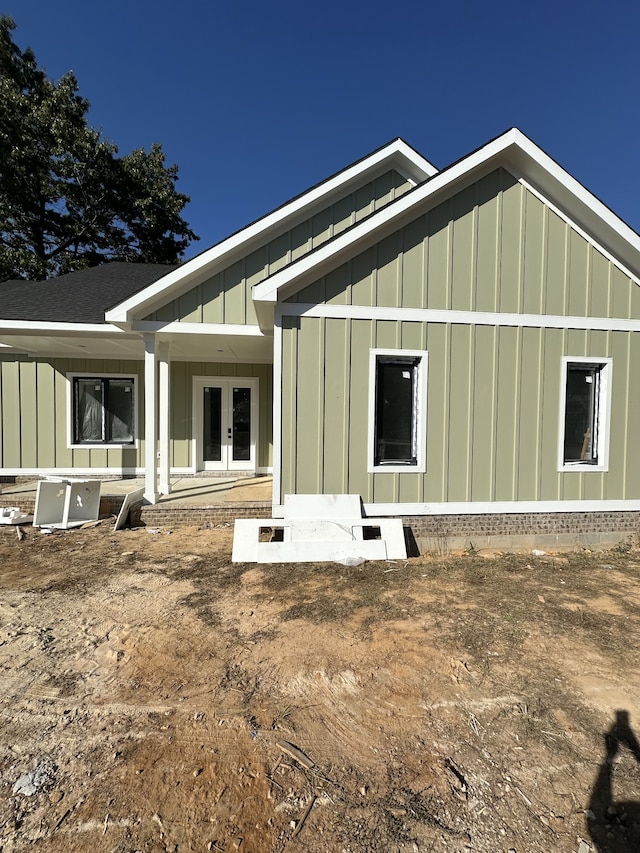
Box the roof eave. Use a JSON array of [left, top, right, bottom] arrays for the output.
[[0, 320, 132, 336], [105, 139, 438, 324], [253, 129, 640, 306]]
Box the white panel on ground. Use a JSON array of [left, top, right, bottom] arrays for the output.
[[34, 478, 101, 529], [283, 493, 362, 519], [114, 488, 145, 531], [232, 494, 407, 563], [0, 507, 32, 525]]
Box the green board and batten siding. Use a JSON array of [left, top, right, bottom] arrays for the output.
[[143, 170, 413, 325], [0, 358, 272, 471], [0, 358, 144, 472], [279, 169, 640, 504], [287, 170, 640, 318]]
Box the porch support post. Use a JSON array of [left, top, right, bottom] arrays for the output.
[[143, 334, 158, 504], [158, 340, 171, 495]]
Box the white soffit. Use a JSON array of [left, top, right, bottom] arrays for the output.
[[105, 140, 438, 324], [253, 128, 640, 305]]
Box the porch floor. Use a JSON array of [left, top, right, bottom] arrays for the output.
[[1, 475, 273, 509]]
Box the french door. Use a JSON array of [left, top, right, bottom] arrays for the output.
[[194, 377, 258, 471]]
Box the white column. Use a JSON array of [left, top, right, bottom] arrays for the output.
[[158, 340, 171, 495], [143, 334, 158, 504]]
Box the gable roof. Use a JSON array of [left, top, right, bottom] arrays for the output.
[[251, 129, 640, 326], [0, 263, 178, 324], [105, 139, 437, 325]]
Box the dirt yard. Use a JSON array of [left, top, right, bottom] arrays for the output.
[[0, 522, 639, 853]]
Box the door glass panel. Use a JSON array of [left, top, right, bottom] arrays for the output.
[[203, 387, 222, 462], [232, 387, 251, 461]]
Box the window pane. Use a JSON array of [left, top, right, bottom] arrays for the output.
[[232, 387, 251, 461], [75, 379, 104, 442], [564, 365, 598, 463], [107, 379, 134, 443], [203, 387, 222, 462], [375, 359, 417, 464]]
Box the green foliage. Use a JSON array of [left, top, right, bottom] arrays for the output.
[[0, 17, 198, 280]]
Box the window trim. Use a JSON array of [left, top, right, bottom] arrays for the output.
[[557, 356, 612, 473], [367, 348, 428, 474], [67, 372, 139, 449]]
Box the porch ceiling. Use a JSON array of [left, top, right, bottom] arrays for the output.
[[0, 330, 273, 363]]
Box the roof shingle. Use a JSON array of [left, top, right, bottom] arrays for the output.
[[0, 262, 178, 323]]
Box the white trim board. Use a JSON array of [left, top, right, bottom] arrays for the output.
[[253, 128, 640, 305], [282, 302, 640, 332], [557, 357, 612, 473], [131, 321, 267, 336], [517, 176, 640, 287], [367, 348, 428, 473], [0, 468, 145, 477], [0, 320, 133, 335], [66, 371, 139, 451], [0, 466, 272, 477], [191, 375, 260, 473], [361, 499, 640, 516], [271, 314, 284, 507], [105, 140, 437, 324]]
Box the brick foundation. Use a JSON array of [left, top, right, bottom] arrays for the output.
[[404, 511, 640, 552], [2, 487, 638, 550], [138, 501, 272, 528]]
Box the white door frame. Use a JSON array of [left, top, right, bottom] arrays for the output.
[[192, 376, 259, 472]]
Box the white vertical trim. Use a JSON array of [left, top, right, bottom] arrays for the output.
[[557, 356, 613, 473], [272, 307, 284, 507], [158, 341, 171, 495], [143, 334, 158, 504], [367, 348, 428, 473]]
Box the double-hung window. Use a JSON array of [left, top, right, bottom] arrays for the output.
[[559, 357, 611, 471], [368, 349, 428, 473], [71, 376, 136, 446]]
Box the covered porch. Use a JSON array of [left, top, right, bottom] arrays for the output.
[[0, 322, 273, 501]]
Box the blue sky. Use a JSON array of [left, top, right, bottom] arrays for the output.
[[7, 0, 640, 259]]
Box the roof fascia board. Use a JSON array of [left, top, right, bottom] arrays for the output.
[[131, 321, 266, 336], [516, 176, 640, 286], [254, 129, 640, 304], [0, 320, 134, 337], [503, 131, 640, 280], [253, 131, 519, 304], [106, 140, 437, 324]]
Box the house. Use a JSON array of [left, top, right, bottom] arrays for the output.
[[2, 128, 640, 548]]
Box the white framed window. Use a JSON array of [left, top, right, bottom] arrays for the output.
[[558, 357, 612, 472], [67, 373, 138, 448], [368, 348, 428, 473]]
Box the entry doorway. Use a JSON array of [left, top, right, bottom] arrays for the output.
[[193, 377, 259, 472]]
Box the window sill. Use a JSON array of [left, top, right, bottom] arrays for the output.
[[68, 443, 138, 450], [368, 464, 426, 474], [558, 462, 608, 473]]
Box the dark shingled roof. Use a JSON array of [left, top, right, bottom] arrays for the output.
[[0, 262, 179, 323]]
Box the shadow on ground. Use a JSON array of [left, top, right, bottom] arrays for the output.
[[589, 710, 640, 852]]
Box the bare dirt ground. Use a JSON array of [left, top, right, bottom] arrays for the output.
[[1, 523, 640, 853]]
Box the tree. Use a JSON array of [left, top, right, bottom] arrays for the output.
[[0, 17, 198, 281]]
